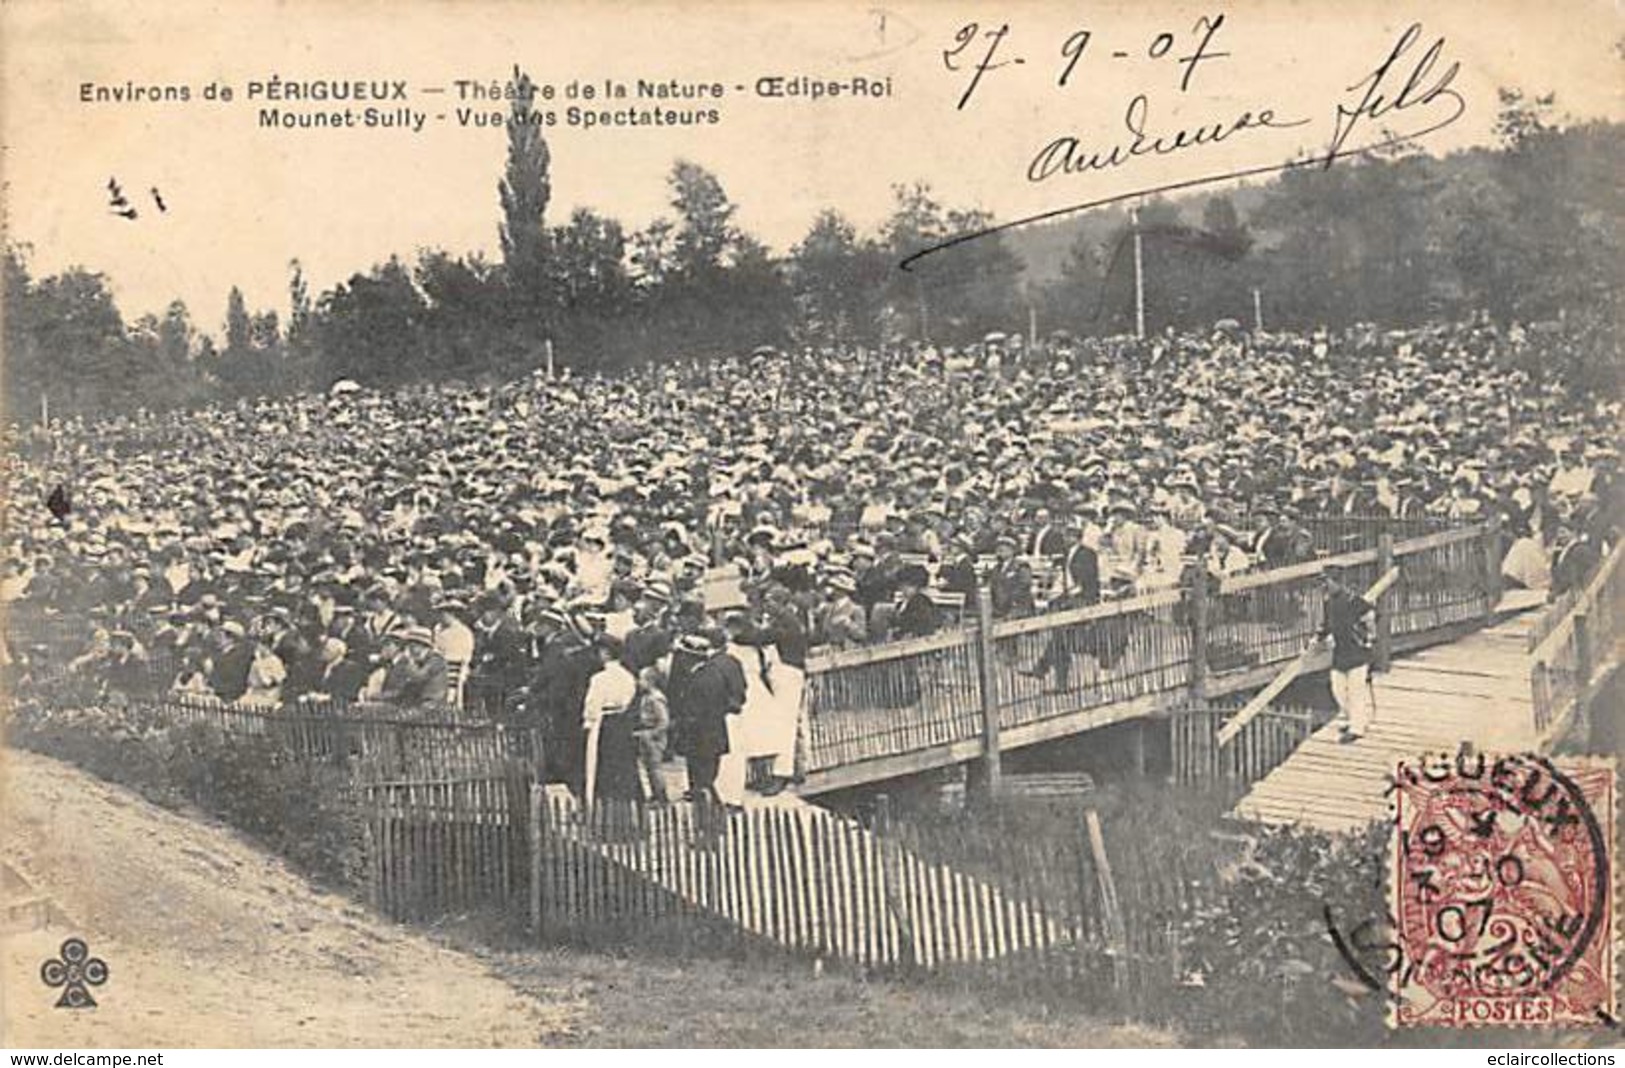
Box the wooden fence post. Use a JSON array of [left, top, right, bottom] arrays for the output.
[[363, 816, 379, 913], [529, 782, 544, 941], [1083, 807, 1128, 991], [506, 760, 532, 902], [873, 794, 916, 970], [971, 586, 1003, 799], [1188, 572, 1210, 702], [1374, 533, 1394, 673]]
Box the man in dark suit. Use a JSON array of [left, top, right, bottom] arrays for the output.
[[531, 608, 601, 794], [470, 591, 529, 716], [672, 630, 745, 805], [1550, 523, 1601, 600], [938, 532, 980, 599], [378, 626, 450, 710], [1028, 507, 1069, 561], [624, 581, 675, 671], [891, 564, 941, 639], [1021, 528, 1103, 691], [850, 543, 892, 624], [317, 638, 372, 704], [1319, 563, 1376, 742], [990, 536, 1036, 618], [761, 583, 810, 670], [207, 620, 255, 703], [1062, 529, 1103, 608]]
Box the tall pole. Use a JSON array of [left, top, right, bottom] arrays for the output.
[[1131, 204, 1146, 340], [1027, 300, 1038, 353], [544, 337, 555, 378], [1252, 287, 1263, 333], [915, 274, 929, 343], [40, 391, 49, 427]]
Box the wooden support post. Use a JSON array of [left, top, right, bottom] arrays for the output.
[[1574, 610, 1593, 689], [873, 794, 916, 969], [1531, 659, 1550, 737], [972, 586, 1003, 799], [1483, 514, 1503, 616], [1130, 719, 1147, 778], [1188, 570, 1210, 702], [1374, 533, 1394, 674]]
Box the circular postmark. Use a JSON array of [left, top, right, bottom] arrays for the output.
[[1388, 752, 1614, 1028]]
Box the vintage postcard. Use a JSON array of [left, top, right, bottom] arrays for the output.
[[1, 0, 1620, 1053]]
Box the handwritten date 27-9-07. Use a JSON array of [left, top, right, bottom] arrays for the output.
[[901, 20, 1464, 271], [943, 13, 1230, 110], [940, 17, 1462, 180]]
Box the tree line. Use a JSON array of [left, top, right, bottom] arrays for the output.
[[4, 86, 1619, 421]]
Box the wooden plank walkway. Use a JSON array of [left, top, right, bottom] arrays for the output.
[[1231, 603, 1545, 834]]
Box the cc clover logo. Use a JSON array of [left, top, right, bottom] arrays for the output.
[[40, 937, 108, 1008]]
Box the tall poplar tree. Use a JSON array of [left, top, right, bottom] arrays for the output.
[[498, 64, 553, 328]]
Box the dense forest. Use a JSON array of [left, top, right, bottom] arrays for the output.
[[4, 86, 1620, 420]]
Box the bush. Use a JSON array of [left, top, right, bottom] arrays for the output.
[[6, 698, 366, 889], [885, 778, 1593, 1046]]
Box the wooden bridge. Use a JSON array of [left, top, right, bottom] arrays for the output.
[[1234, 541, 1622, 832], [797, 522, 1516, 796]]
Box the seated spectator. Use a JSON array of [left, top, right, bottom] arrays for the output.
[[377, 627, 449, 710]]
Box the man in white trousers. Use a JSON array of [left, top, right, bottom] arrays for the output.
[[1319, 563, 1377, 742]]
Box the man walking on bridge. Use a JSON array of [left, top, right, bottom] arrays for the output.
[[1320, 563, 1376, 743]]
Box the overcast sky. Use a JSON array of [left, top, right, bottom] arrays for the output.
[[4, 0, 1619, 333]]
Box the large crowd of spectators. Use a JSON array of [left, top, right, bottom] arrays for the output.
[[2, 316, 1618, 803]]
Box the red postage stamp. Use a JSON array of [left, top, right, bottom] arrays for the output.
[[1389, 753, 1616, 1029]]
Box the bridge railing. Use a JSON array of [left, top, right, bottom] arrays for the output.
[[5, 522, 1506, 787], [803, 522, 1502, 781], [1226, 512, 1461, 558], [803, 628, 986, 772], [990, 588, 1192, 735], [1389, 525, 1501, 639], [1213, 552, 1376, 673], [1529, 541, 1624, 741]]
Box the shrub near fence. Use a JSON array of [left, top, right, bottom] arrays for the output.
[[6, 700, 369, 888], [4, 692, 544, 900], [119, 696, 545, 779]]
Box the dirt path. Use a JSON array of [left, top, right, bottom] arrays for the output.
[[1, 748, 580, 1047]]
